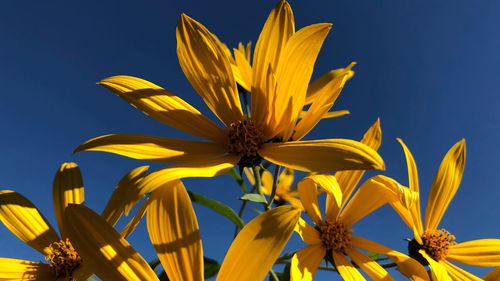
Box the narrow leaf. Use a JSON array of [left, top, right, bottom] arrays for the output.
[[240, 193, 268, 204], [188, 191, 245, 229]]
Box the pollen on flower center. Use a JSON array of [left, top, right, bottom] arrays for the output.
[[45, 238, 82, 278], [227, 120, 264, 167], [408, 228, 457, 265], [317, 220, 352, 254]]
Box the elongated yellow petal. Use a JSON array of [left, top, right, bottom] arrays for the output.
[[177, 14, 243, 126], [0, 258, 53, 281], [0, 190, 59, 255], [63, 205, 159, 281], [277, 168, 294, 192], [147, 181, 203, 281], [276, 23, 332, 140], [98, 75, 225, 142], [52, 162, 84, 239], [447, 239, 500, 266], [252, 0, 294, 130], [136, 155, 239, 196], [305, 67, 355, 104], [332, 251, 366, 281], [484, 267, 500, 281], [75, 134, 227, 163], [419, 251, 452, 281], [319, 110, 350, 119], [335, 118, 382, 208], [347, 248, 393, 281], [259, 139, 385, 173], [233, 47, 253, 92], [293, 63, 355, 141], [290, 244, 325, 281], [351, 236, 429, 281], [217, 206, 301, 281], [424, 139, 466, 230], [340, 177, 395, 226], [441, 259, 482, 281], [101, 166, 149, 227], [397, 139, 424, 235], [294, 218, 321, 245], [298, 175, 342, 225], [120, 198, 149, 238]]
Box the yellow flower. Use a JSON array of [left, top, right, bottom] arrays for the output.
[[62, 180, 301, 281], [484, 268, 500, 281], [0, 163, 147, 280], [75, 0, 384, 197], [290, 120, 429, 281], [383, 139, 500, 280], [244, 166, 302, 208]]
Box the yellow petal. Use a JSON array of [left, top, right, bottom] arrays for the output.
[[251, 0, 294, 130], [293, 63, 355, 141], [419, 250, 452, 281], [0, 258, 53, 281], [484, 267, 500, 281], [259, 139, 385, 173], [75, 134, 227, 163], [101, 166, 149, 227], [447, 239, 500, 266], [98, 75, 224, 142], [424, 139, 466, 230], [290, 244, 325, 281], [294, 217, 321, 245], [276, 23, 332, 140], [305, 67, 355, 104], [340, 177, 395, 226], [147, 181, 203, 281], [177, 14, 243, 126], [120, 198, 149, 238], [217, 206, 301, 281], [347, 248, 393, 281], [297, 174, 342, 225], [441, 259, 482, 281], [332, 251, 366, 281], [277, 168, 294, 192], [0, 190, 59, 255], [351, 236, 430, 281], [233, 47, 253, 92], [52, 162, 84, 239], [136, 155, 239, 196], [335, 118, 382, 207], [319, 110, 350, 119], [63, 204, 159, 281], [397, 139, 424, 235]]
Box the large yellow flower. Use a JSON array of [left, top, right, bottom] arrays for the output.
[[382, 139, 500, 280], [290, 120, 429, 281], [62, 180, 301, 281], [75, 0, 384, 196], [0, 162, 147, 280]]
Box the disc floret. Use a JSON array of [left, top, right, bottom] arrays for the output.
[[45, 238, 82, 278]]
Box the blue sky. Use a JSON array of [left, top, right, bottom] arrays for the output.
[[1, 0, 500, 279]]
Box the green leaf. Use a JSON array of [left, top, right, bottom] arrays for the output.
[[188, 190, 245, 229], [367, 251, 380, 261], [204, 256, 221, 279], [240, 193, 267, 204]]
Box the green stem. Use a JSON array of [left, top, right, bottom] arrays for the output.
[[269, 269, 280, 281], [266, 165, 281, 209]]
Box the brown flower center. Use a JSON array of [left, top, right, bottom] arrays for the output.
[[45, 239, 82, 278], [317, 220, 352, 254], [227, 120, 264, 167], [422, 229, 456, 261]]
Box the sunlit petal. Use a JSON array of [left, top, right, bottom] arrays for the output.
[[0, 258, 53, 281], [294, 217, 321, 245], [484, 267, 500, 281], [347, 248, 393, 281], [52, 162, 84, 238], [147, 181, 203, 281], [98, 75, 224, 142], [447, 239, 500, 266], [419, 250, 452, 281], [305, 67, 355, 104], [217, 206, 300, 281], [120, 198, 149, 238], [0, 190, 59, 255], [177, 14, 243, 126], [441, 259, 482, 281], [424, 139, 466, 230], [298, 174, 342, 225], [64, 205, 158, 281], [259, 139, 384, 173], [332, 251, 366, 281], [290, 244, 325, 281]]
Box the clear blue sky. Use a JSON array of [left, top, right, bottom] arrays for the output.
[[1, 0, 499, 280]]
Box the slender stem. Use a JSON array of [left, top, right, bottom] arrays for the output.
[[252, 166, 263, 197], [266, 165, 281, 209], [233, 184, 256, 238], [269, 269, 280, 281], [228, 168, 247, 193]]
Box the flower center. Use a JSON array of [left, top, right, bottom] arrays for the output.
[[317, 220, 352, 254], [45, 239, 82, 278], [227, 120, 264, 167], [408, 228, 456, 265]]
